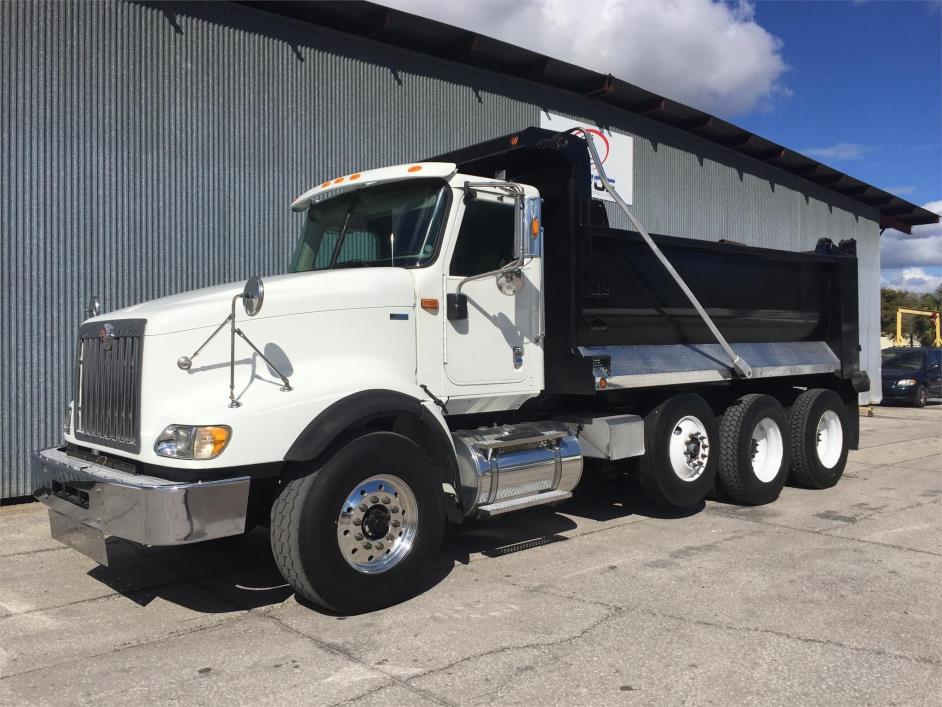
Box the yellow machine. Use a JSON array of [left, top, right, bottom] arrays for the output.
[[895, 307, 942, 347]]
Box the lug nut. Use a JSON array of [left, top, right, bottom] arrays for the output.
[[358, 504, 368, 512], [390, 507, 399, 514], [371, 495, 379, 503], [375, 542, 384, 550], [355, 533, 363, 541], [363, 541, 372, 550], [382, 497, 391, 505], [392, 520, 401, 528], [386, 533, 394, 541], [353, 518, 362, 526]]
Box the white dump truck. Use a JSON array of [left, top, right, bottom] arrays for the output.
[[34, 128, 868, 613]]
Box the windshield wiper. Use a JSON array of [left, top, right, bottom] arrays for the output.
[[326, 200, 357, 268]]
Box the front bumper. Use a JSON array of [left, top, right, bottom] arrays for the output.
[[33, 447, 249, 564], [881, 383, 918, 401]]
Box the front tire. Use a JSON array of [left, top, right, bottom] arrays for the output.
[[270, 432, 445, 613], [913, 386, 929, 408], [788, 388, 849, 489], [639, 393, 719, 508], [717, 394, 790, 505]]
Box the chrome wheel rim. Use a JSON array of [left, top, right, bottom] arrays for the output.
[[336, 474, 418, 574], [668, 415, 710, 482], [815, 410, 843, 469], [750, 417, 784, 483]]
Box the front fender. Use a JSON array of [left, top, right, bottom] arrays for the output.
[[284, 387, 460, 503]]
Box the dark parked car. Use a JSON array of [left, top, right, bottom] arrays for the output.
[[881, 347, 942, 407]]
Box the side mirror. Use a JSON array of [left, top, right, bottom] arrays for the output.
[[447, 293, 468, 321], [243, 276, 264, 316]]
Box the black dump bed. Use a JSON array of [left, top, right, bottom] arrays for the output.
[[433, 128, 863, 397]]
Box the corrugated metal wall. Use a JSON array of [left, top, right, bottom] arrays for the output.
[[0, 0, 881, 499]]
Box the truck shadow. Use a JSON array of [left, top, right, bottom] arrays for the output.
[[86, 473, 702, 615]]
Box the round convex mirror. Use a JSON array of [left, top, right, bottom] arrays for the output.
[[243, 276, 264, 316], [496, 268, 524, 296]]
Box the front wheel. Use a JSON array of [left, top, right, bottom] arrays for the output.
[[270, 431, 445, 613], [913, 386, 929, 408]]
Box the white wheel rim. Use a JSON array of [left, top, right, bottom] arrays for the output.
[[815, 410, 843, 468], [750, 417, 784, 483], [668, 415, 710, 482], [336, 474, 418, 574]]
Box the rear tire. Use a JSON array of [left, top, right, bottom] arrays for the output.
[[717, 394, 790, 505], [639, 394, 719, 508], [788, 388, 849, 489], [270, 431, 445, 613]]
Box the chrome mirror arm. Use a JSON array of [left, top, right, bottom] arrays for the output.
[[178, 290, 292, 409], [177, 314, 232, 371]]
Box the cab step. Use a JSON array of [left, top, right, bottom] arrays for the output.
[[476, 489, 572, 517]]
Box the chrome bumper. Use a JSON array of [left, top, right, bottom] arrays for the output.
[[32, 447, 249, 563]]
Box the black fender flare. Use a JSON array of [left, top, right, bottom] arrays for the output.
[[284, 389, 461, 504]]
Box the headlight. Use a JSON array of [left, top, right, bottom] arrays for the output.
[[896, 379, 917, 387], [155, 425, 231, 460]]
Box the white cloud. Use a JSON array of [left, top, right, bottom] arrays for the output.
[[881, 200, 942, 291], [379, 0, 788, 117], [881, 199, 942, 269], [801, 142, 872, 162], [881, 267, 942, 293]]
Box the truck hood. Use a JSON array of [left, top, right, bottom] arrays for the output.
[[87, 269, 417, 335]]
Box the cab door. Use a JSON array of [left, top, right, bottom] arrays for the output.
[[442, 192, 541, 395]]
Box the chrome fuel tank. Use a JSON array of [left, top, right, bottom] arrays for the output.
[[452, 422, 582, 517]]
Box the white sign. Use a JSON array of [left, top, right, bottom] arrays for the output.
[[539, 113, 634, 204]]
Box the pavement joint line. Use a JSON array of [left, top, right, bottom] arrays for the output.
[[1, 545, 70, 559], [0, 610, 252, 681], [853, 436, 942, 453], [489, 567, 942, 670], [329, 679, 402, 707], [0, 578, 188, 622], [706, 508, 942, 557], [846, 450, 942, 470], [400, 604, 626, 686], [637, 607, 942, 667], [260, 612, 456, 707]]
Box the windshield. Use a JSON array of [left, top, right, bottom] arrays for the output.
[[881, 350, 925, 371], [290, 180, 449, 272]]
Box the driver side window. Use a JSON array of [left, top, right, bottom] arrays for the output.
[[449, 200, 516, 277]]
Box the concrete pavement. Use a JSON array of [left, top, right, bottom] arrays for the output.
[[2, 405, 940, 705]]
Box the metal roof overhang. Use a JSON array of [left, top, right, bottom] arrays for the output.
[[240, 0, 938, 234]]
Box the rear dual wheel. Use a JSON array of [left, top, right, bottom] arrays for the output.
[[788, 388, 849, 489], [716, 394, 790, 505], [639, 393, 719, 508]]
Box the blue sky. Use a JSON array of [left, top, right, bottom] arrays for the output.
[[745, 1, 942, 294], [743, 1, 940, 206], [384, 0, 941, 292]]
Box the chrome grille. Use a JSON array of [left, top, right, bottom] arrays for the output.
[[74, 319, 146, 453]]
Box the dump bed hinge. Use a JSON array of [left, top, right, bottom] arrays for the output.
[[568, 127, 752, 379]]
